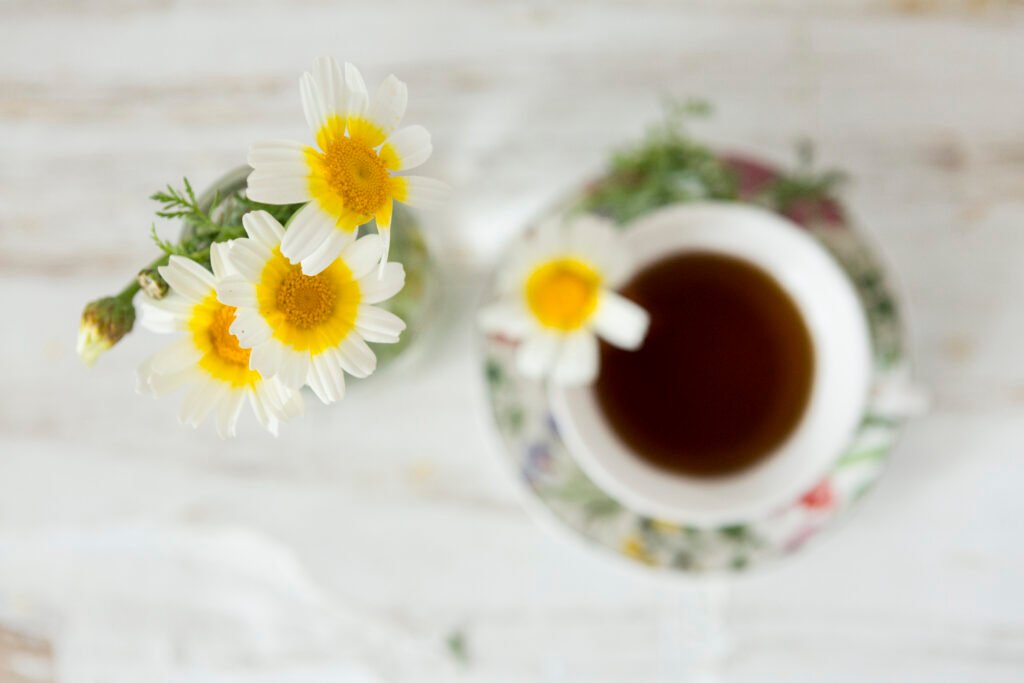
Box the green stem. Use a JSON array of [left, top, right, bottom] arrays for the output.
[[116, 279, 142, 301], [123, 235, 222, 302]]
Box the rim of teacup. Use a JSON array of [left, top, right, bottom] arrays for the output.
[[549, 202, 872, 527]]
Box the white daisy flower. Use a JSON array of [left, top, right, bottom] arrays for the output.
[[137, 244, 303, 437], [247, 57, 446, 275], [216, 211, 406, 403], [479, 215, 650, 385]]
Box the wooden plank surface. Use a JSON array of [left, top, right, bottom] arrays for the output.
[[1, 1, 1023, 681]]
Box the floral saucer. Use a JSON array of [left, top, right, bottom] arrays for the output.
[[478, 153, 917, 575]]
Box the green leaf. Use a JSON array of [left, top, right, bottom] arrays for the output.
[[445, 629, 470, 666], [150, 224, 185, 256], [577, 104, 738, 224]]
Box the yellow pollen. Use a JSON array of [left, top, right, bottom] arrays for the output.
[[525, 257, 602, 331], [208, 305, 251, 366], [319, 136, 390, 216], [275, 266, 338, 329]]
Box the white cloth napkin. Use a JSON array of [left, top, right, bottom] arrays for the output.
[[0, 523, 456, 683]]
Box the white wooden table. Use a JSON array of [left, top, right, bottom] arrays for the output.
[[1, 1, 1023, 680]]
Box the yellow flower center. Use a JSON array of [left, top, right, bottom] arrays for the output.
[[318, 136, 390, 217], [257, 248, 362, 353], [189, 295, 260, 388], [208, 304, 251, 366], [524, 257, 602, 331], [276, 267, 337, 329]]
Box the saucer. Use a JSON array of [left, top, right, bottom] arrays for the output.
[[477, 157, 914, 575]]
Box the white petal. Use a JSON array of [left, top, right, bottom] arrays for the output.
[[516, 332, 561, 379], [366, 74, 407, 138], [149, 337, 202, 374], [300, 71, 330, 140], [249, 387, 280, 437], [525, 217, 569, 267], [300, 229, 353, 276], [306, 349, 346, 404], [248, 162, 310, 181], [136, 355, 159, 395], [566, 215, 628, 284], [496, 241, 554, 300], [340, 233, 382, 280], [215, 389, 245, 439], [377, 227, 391, 277], [338, 335, 377, 378], [248, 139, 308, 166], [142, 366, 196, 397], [552, 332, 599, 385], [399, 176, 449, 209], [242, 211, 286, 250], [344, 62, 369, 117], [223, 239, 270, 282], [229, 309, 273, 349], [497, 246, 539, 295], [249, 339, 285, 379], [282, 392, 304, 420], [478, 301, 532, 339], [602, 258, 631, 291], [138, 313, 184, 335], [277, 348, 310, 389], [382, 125, 432, 170], [355, 305, 405, 344], [312, 56, 346, 121], [138, 351, 196, 395], [259, 376, 288, 411], [210, 242, 234, 279], [246, 172, 310, 205], [269, 378, 304, 420], [359, 262, 405, 304], [592, 290, 650, 350], [138, 295, 191, 333], [567, 214, 617, 254], [159, 256, 215, 302], [217, 275, 258, 308], [250, 378, 302, 435], [179, 378, 226, 429], [139, 293, 192, 318], [281, 202, 337, 267]]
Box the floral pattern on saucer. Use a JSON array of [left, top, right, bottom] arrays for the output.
[[479, 155, 912, 574]]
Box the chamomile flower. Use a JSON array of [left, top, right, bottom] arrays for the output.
[[216, 211, 406, 403], [479, 215, 650, 385], [248, 57, 446, 275], [137, 244, 303, 437]]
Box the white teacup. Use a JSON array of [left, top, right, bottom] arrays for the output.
[[550, 202, 873, 527]]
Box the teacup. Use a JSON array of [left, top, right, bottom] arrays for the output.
[[550, 202, 873, 527]]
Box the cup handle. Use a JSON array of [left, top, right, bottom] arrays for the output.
[[872, 369, 930, 419]]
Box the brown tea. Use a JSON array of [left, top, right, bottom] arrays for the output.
[[595, 252, 814, 477]]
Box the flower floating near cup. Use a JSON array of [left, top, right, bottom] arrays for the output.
[[478, 215, 650, 385], [77, 57, 446, 437]]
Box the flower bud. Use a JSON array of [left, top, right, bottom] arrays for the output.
[[137, 266, 169, 299], [77, 295, 136, 366]]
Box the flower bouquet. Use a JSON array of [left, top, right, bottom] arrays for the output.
[[78, 57, 445, 437]]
